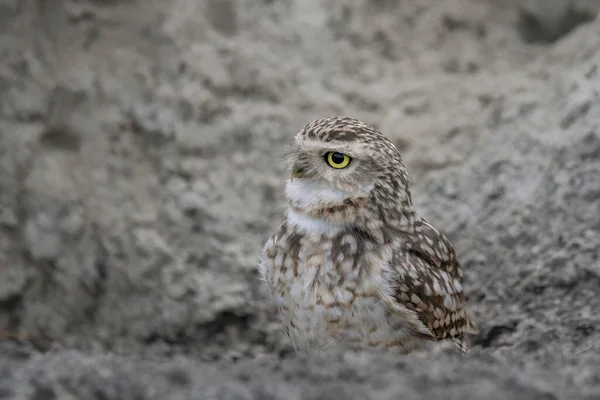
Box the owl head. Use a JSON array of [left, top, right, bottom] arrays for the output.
[[283, 116, 411, 214]]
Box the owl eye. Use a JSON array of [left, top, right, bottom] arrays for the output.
[[325, 152, 351, 169]]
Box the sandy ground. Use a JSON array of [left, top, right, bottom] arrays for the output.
[[1, 0, 600, 399]]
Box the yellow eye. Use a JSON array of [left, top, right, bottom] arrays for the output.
[[325, 152, 351, 169]]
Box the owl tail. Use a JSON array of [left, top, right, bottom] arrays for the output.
[[454, 314, 479, 354], [453, 335, 471, 354]]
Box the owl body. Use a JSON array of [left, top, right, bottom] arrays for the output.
[[259, 116, 478, 355], [261, 217, 419, 353]]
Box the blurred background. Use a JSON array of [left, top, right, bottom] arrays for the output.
[[1, 1, 599, 399]]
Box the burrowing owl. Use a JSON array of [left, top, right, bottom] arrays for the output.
[[259, 116, 478, 355]]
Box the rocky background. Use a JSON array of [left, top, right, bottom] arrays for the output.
[[1, 0, 600, 399]]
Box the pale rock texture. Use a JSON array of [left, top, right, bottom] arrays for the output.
[[0, 0, 599, 399]]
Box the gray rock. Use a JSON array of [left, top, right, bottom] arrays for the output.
[[0, 0, 599, 399]]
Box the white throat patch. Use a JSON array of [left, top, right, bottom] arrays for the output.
[[285, 178, 373, 234], [286, 208, 344, 234], [285, 178, 372, 209], [286, 178, 350, 209]]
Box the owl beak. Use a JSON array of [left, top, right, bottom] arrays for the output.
[[290, 168, 304, 182], [290, 170, 299, 182]]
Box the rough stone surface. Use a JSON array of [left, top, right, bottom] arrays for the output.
[[1, 0, 600, 399]]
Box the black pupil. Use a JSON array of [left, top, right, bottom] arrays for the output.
[[331, 152, 345, 164]]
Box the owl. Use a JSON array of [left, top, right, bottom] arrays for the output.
[[258, 116, 478, 355]]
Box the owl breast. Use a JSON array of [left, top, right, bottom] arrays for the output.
[[259, 227, 415, 353]]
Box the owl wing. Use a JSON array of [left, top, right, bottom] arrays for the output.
[[386, 219, 478, 352]]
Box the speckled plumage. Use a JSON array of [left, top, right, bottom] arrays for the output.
[[259, 116, 478, 355]]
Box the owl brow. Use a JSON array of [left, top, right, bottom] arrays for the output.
[[317, 144, 356, 155]]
